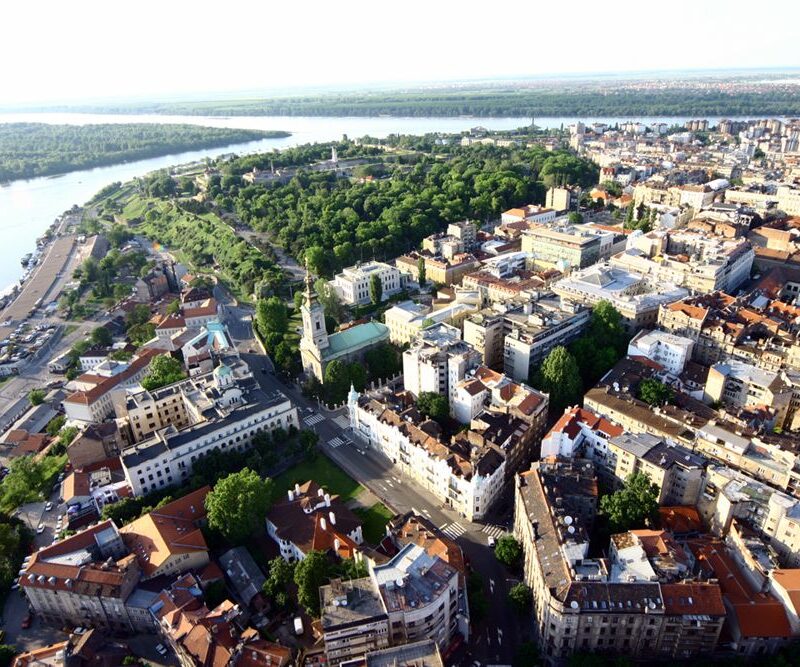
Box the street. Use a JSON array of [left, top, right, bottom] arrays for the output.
[[226, 305, 523, 667]]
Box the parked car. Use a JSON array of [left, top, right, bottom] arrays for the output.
[[293, 617, 304, 636], [488, 536, 496, 548], [44, 502, 53, 511], [155, 644, 167, 656], [36, 524, 45, 534]]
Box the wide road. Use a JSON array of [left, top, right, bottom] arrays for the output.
[[219, 295, 523, 666]]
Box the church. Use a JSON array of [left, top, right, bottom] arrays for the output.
[[299, 269, 390, 383]]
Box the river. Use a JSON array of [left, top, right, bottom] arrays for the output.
[[0, 111, 758, 293]]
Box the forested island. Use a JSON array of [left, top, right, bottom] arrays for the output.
[[33, 85, 800, 118], [0, 123, 290, 182]]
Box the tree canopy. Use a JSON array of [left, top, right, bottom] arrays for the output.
[[532, 346, 582, 415], [494, 535, 523, 568], [416, 392, 449, 421], [599, 472, 660, 534], [294, 550, 331, 616], [638, 378, 675, 406], [141, 355, 186, 391], [205, 468, 273, 543]]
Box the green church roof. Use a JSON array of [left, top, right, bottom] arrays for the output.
[[323, 321, 389, 360]]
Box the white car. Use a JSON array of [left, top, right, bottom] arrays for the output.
[[44, 502, 53, 511], [155, 644, 167, 656], [488, 536, 496, 548], [36, 524, 45, 534]]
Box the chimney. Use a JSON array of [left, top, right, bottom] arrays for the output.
[[294, 483, 301, 495], [321, 517, 327, 531], [329, 511, 336, 526], [287, 489, 294, 502], [324, 493, 331, 508]]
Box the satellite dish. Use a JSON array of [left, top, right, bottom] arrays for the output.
[[570, 601, 579, 609], [564, 516, 573, 525]]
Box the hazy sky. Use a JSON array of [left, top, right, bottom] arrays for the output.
[[4, 0, 799, 104]]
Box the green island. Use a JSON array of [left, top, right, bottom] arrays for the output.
[[0, 122, 290, 182], [38, 85, 800, 118]]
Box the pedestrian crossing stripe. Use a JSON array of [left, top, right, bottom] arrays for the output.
[[333, 415, 350, 429], [329, 437, 344, 448], [481, 524, 506, 539], [440, 522, 467, 539], [304, 414, 325, 426]]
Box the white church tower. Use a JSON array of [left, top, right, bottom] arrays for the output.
[[299, 264, 329, 379]]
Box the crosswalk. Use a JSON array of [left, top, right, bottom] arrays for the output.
[[439, 522, 467, 540], [333, 415, 350, 429], [328, 437, 346, 448], [303, 413, 325, 427], [481, 524, 507, 539]]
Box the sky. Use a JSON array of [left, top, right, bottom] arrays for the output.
[[3, 0, 799, 105]]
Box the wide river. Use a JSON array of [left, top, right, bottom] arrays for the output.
[[0, 112, 757, 292]]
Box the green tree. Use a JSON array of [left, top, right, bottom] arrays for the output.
[[256, 296, 289, 338], [127, 322, 156, 346], [294, 550, 330, 616], [57, 426, 79, 449], [494, 535, 523, 568], [126, 303, 152, 328], [638, 378, 674, 406], [348, 363, 367, 392], [90, 326, 113, 347], [567, 211, 584, 224], [166, 299, 181, 316], [45, 415, 67, 437], [314, 279, 347, 323], [205, 468, 273, 544], [141, 355, 186, 391], [28, 389, 45, 406], [600, 472, 660, 533], [508, 582, 533, 614], [369, 273, 383, 305], [323, 360, 351, 405], [365, 343, 402, 381], [263, 556, 295, 609], [417, 255, 426, 287], [532, 346, 582, 415], [416, 391, 449, 421]]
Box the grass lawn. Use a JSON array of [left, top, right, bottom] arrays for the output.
[[354, 502, 394, 545], [272, 455, 363, 504]]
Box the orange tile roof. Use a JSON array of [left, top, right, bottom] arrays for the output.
[[120, 486, 210, 576], [771, 569, 800, 615], [65, 348, 159, 406], [689, 539, 792, 638], [658, 506, 704, 534]]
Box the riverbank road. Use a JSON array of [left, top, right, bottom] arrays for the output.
[[0, 235, 76, 340]]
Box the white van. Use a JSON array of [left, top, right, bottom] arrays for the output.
[[293, 617, 304, 636]]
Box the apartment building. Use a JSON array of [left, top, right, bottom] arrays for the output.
[[694, 422, 800, 497], [119, 487, 210, 580], [704, 359, 794, 428], [462, 269, 556, 305], [384, 299, 477, 346], [320, 542, 468, 667], [63, 348, 160, 423], [612, 230, 754, 295], [120, 361, 298, 496], [266, 480, 364, 561], [552, 263, 688, 333], [395, 251, 481, 286], [514, 459, 726, 661], [330, 261, 402, 306], [349, 388, 507, 521], [21, 521, 145, 632], [501, 299, 591, 382], [627, 329, 694, 375], [402, 324, 481, 403], [521, 224, 610, 271], [541, 408, 705, 505]]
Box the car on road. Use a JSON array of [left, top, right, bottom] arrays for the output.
[[36, 523, 45, 534], [155, 644, 168, 656], [488, 536, 496, 548], [21, 613, 32, 629], [293, 617, 304, 636], [73, 627, 86, 635], [44, 501, 53, 511]]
